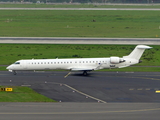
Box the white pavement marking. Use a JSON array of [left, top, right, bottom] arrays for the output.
[[63, 84, 107, 103], [47, 81, 107, 103]]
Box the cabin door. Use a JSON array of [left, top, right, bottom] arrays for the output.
[[22, 61, 27, 70]]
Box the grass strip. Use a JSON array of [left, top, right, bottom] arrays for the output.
[[0, 44, 156, 65], [0, 10, 160, 38], [0, 44, 157, 66], [0, 44, 160, 66], [98, 66, 160, 72], [0, 3, 160, 8], [1, 44, 159, 72], [0, 86, 56, 102]]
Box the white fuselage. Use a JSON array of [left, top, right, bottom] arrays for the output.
[[6, 57, 138, 71]]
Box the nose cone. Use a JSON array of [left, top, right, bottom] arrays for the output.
[[6, 65, 13, 70]]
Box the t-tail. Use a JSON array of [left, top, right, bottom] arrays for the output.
[[123, 45, 152, 62]]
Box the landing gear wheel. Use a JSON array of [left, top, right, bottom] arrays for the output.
[[83, 71, 88, 76]]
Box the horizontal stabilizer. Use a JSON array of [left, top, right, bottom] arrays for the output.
[[136, 45, 152, 49]]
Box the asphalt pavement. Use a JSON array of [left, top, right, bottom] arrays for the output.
[[0, 102, 160, 120], [0, 71, 160, 102], [0, 71, 160, 120], [0, 37, 160, 44]]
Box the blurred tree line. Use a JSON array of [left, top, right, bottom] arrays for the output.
[[0, 0, 160, 3]]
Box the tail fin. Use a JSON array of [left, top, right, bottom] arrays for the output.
[[124, 45, 152, 60]]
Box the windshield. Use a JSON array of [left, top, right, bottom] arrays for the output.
[[14, 62, 20, 65]]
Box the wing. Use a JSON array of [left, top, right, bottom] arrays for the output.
[[70, 68, 94, 71]]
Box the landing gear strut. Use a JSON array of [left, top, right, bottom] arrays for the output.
[[83, 71, 88, 76], [13, 70, 17, 75]]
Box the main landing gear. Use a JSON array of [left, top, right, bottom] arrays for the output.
[[83, 71, 88, 76]]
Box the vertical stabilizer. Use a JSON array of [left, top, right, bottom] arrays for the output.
[[124, 45, 152, 60]]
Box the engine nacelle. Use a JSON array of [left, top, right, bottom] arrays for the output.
[[110, 57, 125, 64]]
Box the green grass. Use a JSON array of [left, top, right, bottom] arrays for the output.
[[0, 10, 160, 38], [99, 66, 160, 72], [0, 44, 157, 65], [1, 44, 159, 72], [0, 3, 160, 8], [0, 86, 56, 102], [0, 7, 159, 72]]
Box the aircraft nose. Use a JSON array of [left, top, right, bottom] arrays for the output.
[[6, 65, 13, 70]]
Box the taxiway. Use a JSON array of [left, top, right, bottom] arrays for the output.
[[0, 37, 160, 45], [0, 102, 160, 120], [0, 71, 160, 103], [0, 71, 160, 120]]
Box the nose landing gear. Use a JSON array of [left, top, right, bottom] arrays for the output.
[[13, 70, 17, 75]]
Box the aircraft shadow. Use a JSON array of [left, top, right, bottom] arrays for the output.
[[70, 72, 96, 77]]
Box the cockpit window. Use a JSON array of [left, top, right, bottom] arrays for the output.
[[14, 62, 20, 64]]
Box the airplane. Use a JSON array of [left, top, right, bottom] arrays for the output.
[[6, 45, 152, 75]]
